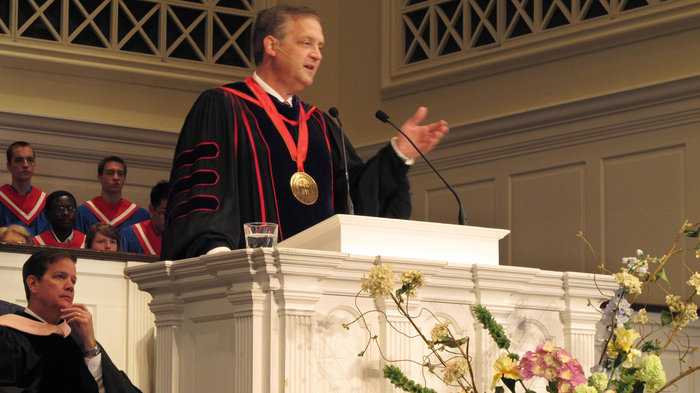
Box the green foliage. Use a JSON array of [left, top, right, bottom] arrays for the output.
[[473, 304, 511, 350], [681, 225, 700, 238], [396, 283, 411, 298], [660, 310, 673, 326], [632, 382, 645, 393], [617, 371, 639, 393], [545, 380, 558, 393], [434, 336, 469, 348], [502, 377, 517, 392], [641, 340, 661, 353], [653, 268, 670, 287], [383, 365, 438, 393], [613, 351, 625, 369]]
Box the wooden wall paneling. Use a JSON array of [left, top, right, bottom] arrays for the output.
[[508, 163, 586, 272]]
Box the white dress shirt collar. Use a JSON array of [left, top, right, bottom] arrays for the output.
[[252, 72, 294, 106]]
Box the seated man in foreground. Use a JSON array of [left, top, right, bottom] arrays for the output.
[[0, 249, 142, 392]]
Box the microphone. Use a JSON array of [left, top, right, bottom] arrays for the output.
[[375, 110, 467, 225], [329, 107, 354, 215]]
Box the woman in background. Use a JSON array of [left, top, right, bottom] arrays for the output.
[[0, 225, 31, 244], [85, 222, 120, 251]]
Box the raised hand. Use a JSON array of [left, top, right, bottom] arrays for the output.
[[395, 106, 449, 159]]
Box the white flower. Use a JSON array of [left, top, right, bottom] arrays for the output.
[[443, 358, 469, 383], [622, 252, 648, 275], [633, 309, 649, 325], [430, 321, 451, 343], [360, 264, 394, 298], [665, 295, 699, 328], [399, 270, 425, 297], [614, 272, 642, 294], [687, 272, 700, 295]]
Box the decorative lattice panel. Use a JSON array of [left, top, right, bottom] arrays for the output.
[[400, 0, 669, 65], [1, 0, 257, 69]]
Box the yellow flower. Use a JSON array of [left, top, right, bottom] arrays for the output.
[[622, 348, 641, 368], [491, 354, 521, 389], [606, 339, 618, 359], [614, 327, 640, 352]]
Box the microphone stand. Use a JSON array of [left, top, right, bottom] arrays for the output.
[[329, 107, 354, 215], [375, 110, 467, 225]]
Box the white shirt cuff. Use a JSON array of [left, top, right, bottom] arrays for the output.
[[390, 137, 415, 166], [85, 353, 105, 393], [207, 246, 232, 255]]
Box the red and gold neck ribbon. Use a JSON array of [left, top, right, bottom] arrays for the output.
[[245, 77, 316, 173]]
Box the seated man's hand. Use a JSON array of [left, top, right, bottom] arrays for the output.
[[62, 304, 97, 355]]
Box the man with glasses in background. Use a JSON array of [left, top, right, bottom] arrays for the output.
[[32, 191, 85, 249]]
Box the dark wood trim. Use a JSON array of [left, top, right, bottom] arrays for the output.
[[0, 243, 160, 263]]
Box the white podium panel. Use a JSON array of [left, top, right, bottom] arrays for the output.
[[125, 247, 619, 393], [278, 214, 510, 265]]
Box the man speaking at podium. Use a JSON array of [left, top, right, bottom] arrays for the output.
[[162, 4, 448, 260]]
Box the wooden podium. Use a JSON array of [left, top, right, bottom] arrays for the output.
[[125, 215, 615, 393]]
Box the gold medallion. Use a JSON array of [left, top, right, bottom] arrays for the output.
[[290, 171, 318, 205]]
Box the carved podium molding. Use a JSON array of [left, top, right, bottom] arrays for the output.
[[126, 246, 616, 393]]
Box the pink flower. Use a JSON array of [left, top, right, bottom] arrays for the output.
[[556, 349, 573, 364], [516, 341, 586, 388], [544, 367, 559, 381], [559, 380, 573, 392], [539, 341, 556, 352]]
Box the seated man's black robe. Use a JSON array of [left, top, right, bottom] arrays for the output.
[[0, 312, 142, 393], [162, 81, 411, 260]]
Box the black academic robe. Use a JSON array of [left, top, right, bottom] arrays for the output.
[[162, 81, 411, 260], [0, 312, 142, 393]]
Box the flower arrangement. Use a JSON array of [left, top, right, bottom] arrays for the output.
[[344, 222, 700, 393]]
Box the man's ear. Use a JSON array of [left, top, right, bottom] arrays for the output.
[[26, 275, 39, 297], [263, 35, 278, 57]]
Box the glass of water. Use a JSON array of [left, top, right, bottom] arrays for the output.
[[243, 222, 278, 248]]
